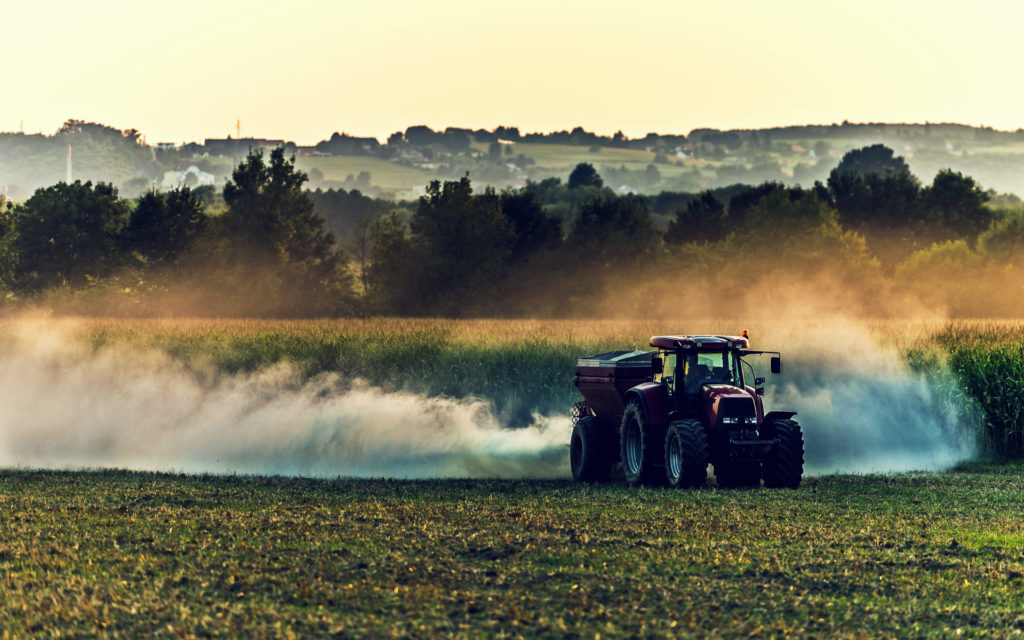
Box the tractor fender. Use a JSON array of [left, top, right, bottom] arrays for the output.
[[624, 383, 672, 428], [763, 410, 798, 423]]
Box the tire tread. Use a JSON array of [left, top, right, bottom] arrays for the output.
[[763, 419, 805, 489], [664, 419, 708, 489]]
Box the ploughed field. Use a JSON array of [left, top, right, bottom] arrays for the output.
[[1, 468, 1023, 637]]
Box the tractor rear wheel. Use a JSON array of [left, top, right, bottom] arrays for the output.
[[663, 419, 708, 489], [620, 401, 664, 486], [762, 419, 805, 489], [570, 416, 612, 482]]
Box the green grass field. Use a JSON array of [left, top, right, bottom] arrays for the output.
[[1, 468, 1022, 637], [481, 141, 714, 178], [295, 143, 714, 194], [294, 156, 434, 192], [486, 142, 694, 169], [0, 318, 1022, 634]]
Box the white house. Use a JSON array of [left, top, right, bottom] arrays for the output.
[[161, 165, 217, 189]]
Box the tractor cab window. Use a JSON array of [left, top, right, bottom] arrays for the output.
[[655, 350, 676, 388], [681, 350, 743, 392]]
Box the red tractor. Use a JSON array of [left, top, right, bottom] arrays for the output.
[[570, 334, 803, 488]]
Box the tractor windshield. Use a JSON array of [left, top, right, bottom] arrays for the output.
[[680, 350, 743, 393]]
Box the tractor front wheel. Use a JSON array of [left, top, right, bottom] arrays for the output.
[[570, 416, 612, 482], [663, 419, 708, 489], [762, 419, 805, 489], [620, 401, 664, 486]]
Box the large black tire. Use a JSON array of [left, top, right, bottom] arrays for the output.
[[762, 419, 805, 489], [663, 419, 709, 489], [715, 461, 761, 488], [570, 416, 613, 482], [620, 401, 665, 487]]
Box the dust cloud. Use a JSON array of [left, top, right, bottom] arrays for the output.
[[758, 316, 977, 474], [602, 267, 979, 474], [0, 322, 569, 478], [0, 311, 979, 480]]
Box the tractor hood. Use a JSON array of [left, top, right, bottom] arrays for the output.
[[702, 384, 757, 429]]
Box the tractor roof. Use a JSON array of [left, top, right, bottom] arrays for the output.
[[650, 335, 749, 350]]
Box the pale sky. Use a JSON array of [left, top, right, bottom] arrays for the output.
[[4, 0, 1022, 144]]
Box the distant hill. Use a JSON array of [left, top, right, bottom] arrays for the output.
[[4, 119, 1024, 201]]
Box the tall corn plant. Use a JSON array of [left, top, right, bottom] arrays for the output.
[[949, 345, 1024, 458]]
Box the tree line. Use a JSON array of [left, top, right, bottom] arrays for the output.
[[0, 148, 349, 315], [1, 143, 1022, 317]]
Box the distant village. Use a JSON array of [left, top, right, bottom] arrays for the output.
[[5, 120, 1024, 202]]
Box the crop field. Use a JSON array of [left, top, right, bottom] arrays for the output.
[[14, 315, 1022, 443], [293, 156, 434, 192], [2, 316, 1024, 635], [477, 142, 720, 181], [480, 142, 703, 171], [2, 467, 1024, 637]]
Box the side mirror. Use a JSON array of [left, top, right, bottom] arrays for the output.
[[651, 356, 663, 375], [756, 387, 765, 396], [770, 356, 782, 374], [755, 377, 766, 386]]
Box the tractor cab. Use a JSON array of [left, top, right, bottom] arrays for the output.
[[653, 339, 744, 390], [651, 335, 748, 402], [650, 334, 783, 431]]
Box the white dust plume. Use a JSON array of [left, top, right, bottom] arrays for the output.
[[760, 317, 977, 474], [0, 322, 569, 478]]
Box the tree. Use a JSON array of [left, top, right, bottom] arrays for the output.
[[348, 213, 374, 296], [0, 202, 17, 288], [568, 163, 603, 190], [221, 147, 352, 313], [366, 213, 418, 313], [725, 182, 799, 227], [831, 144, 910, 177], [665, 191, 725, 245], [404, 125, 437, 146], [306, 187, 393, 245], [644, 163, 661, 188], [827, 145, 920, 231], [722, 190, 877, 281], [10, 181, 128, 291], [441, 128, 472, 154], [980, 210, 1024, 262], [121, 176, 152, 199], [125, 188, 207, 266], [406, 177, 515, 314], [488, 141, 502, 162], [570, 193, 654, 258], [919, 169, 991, 240], [499, 190, 561, 260]]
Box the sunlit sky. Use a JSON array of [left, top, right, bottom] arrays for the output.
[[5, 0, 1023, 144]]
